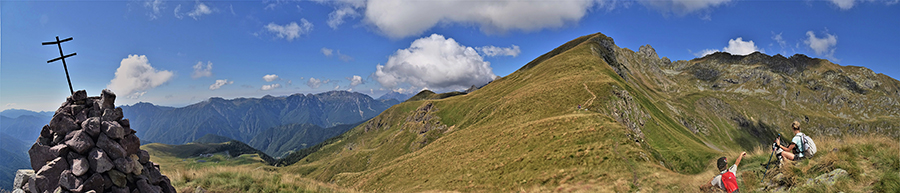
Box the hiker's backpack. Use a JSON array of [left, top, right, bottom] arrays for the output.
[[721, 171, 739, 193], [800, 133, 817, 157]]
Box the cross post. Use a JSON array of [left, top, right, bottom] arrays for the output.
[[42, 36, 77, 95]]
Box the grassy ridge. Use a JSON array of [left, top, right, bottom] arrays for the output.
[[142, 31, 899, 192]]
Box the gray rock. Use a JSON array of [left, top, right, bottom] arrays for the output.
[[130, 154, 143, 175], [111, 186, 130, 193], [102, 121, 126, 139], [14, 169, 35, 190], [73, 90, 88, 103], [65, 130, 94, 154], [49, 114, 77, 135], [41, 125, 52, 138], [107, 169, 127, 188], [119, 118, 130, 128], [81, 117, 101, 138], [29, 143, 53, 171], [143, 163, 164, 184], [114, 157, 134, 174], [80, 173, 109, 192], [160, 176, 176, 193], [137, 178, 162, 193], [101, 89, 116, 109], [138, 150, 150, 164], [12, 189, 25, 193], [805, 168, 849, 187], [58, 170, 80, 191], [71, 155, 90, 176], [102, 107, 124, 122], [121, 134, 141, 156], [35, 157, 69, 193], [89, 148, 114, 173], [194, 186, 207, 193], [50, 144, 69, 157], [98, 133, 126, 159]]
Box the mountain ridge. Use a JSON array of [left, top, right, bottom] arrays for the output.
[[122, 90, 399, 145], [282, 32, 898, 192]]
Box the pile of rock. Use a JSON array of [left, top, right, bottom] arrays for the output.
[[21, 89, 175, 193]]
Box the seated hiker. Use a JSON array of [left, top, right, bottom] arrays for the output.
[[776, 121, 816, 161], [700, 152, 747, 193]]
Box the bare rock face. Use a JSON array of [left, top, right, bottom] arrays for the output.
[[22, 89, 176, 193]]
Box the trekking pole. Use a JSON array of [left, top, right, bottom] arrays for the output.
[[760, 133, 781, 183]]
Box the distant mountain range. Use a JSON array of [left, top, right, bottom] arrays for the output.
[[119, 90, 398, 145], [377, 91, 415, 102]]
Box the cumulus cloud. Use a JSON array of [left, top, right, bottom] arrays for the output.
[[722, 38, 760, 55], [188, 1, 213, 20], [209, 79, 233, 90], [261, 84, 281, 91], [640, 0, 732, 16], [374, 34, 496, 91], [263, 74, 279, 82], [477, 45, 521, 57], [306, 77, 332, 89], [265, 19, 313, 41], [805, 30, 839, 61], [365, 0, 602, 38], [347, 75, 364, 87], [107, 55, 174, 98], [144, 0, 165, 20], [695, 37, 761, 57], [191, 61, 213, 79]]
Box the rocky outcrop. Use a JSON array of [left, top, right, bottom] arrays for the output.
[[22, 89, 175, 193]]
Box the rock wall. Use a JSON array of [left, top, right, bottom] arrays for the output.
[[20, 89, 174, 193]]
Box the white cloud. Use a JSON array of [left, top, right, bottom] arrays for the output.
[[321, 47, 353, 62], [365, 0, 602, 38], [307, 77, 333, 89], [209, 79, 233, 90], [828, 0, 898, 10], [5, 103, 16, 107], [265, 19, 313, 41], [191, 61, 213, 79], [805, 30, 839, 61], [263, 74, 279, 82], [722, 37, 760, 55], [374, 34, 496, 90], [144, 0, 165, 20], [695, 37, 761, 57], [261, 84, 281, 91], [830, 0, 856, 9], [640, 0, 732, 16], [772, 31, 789, 54], [477, 45, 521, 57], [107, 55, 174, 98], [347, 75, 364, 87], [188, 1, 214, 20], [328, 6, 359, 29], [174, 4, 184, 19]]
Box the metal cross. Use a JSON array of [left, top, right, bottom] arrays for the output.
[[42, 36, 77, 95]]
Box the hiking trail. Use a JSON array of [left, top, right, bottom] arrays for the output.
[[582, 83, 596, 108]]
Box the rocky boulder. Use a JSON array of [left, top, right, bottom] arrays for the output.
[[23, 89, 175, 193]]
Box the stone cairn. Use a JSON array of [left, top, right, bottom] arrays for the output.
[[15, 89, 175, 193]]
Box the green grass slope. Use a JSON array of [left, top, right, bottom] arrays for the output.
[[284, 32, 899, 192]]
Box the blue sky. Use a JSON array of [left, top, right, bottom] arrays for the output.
[[2, 0, 898, 112]]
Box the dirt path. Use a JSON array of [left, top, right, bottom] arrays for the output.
[[582, 83, 597, 108]]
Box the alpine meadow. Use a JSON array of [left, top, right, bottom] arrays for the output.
[[3, 1, 899, 193]]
